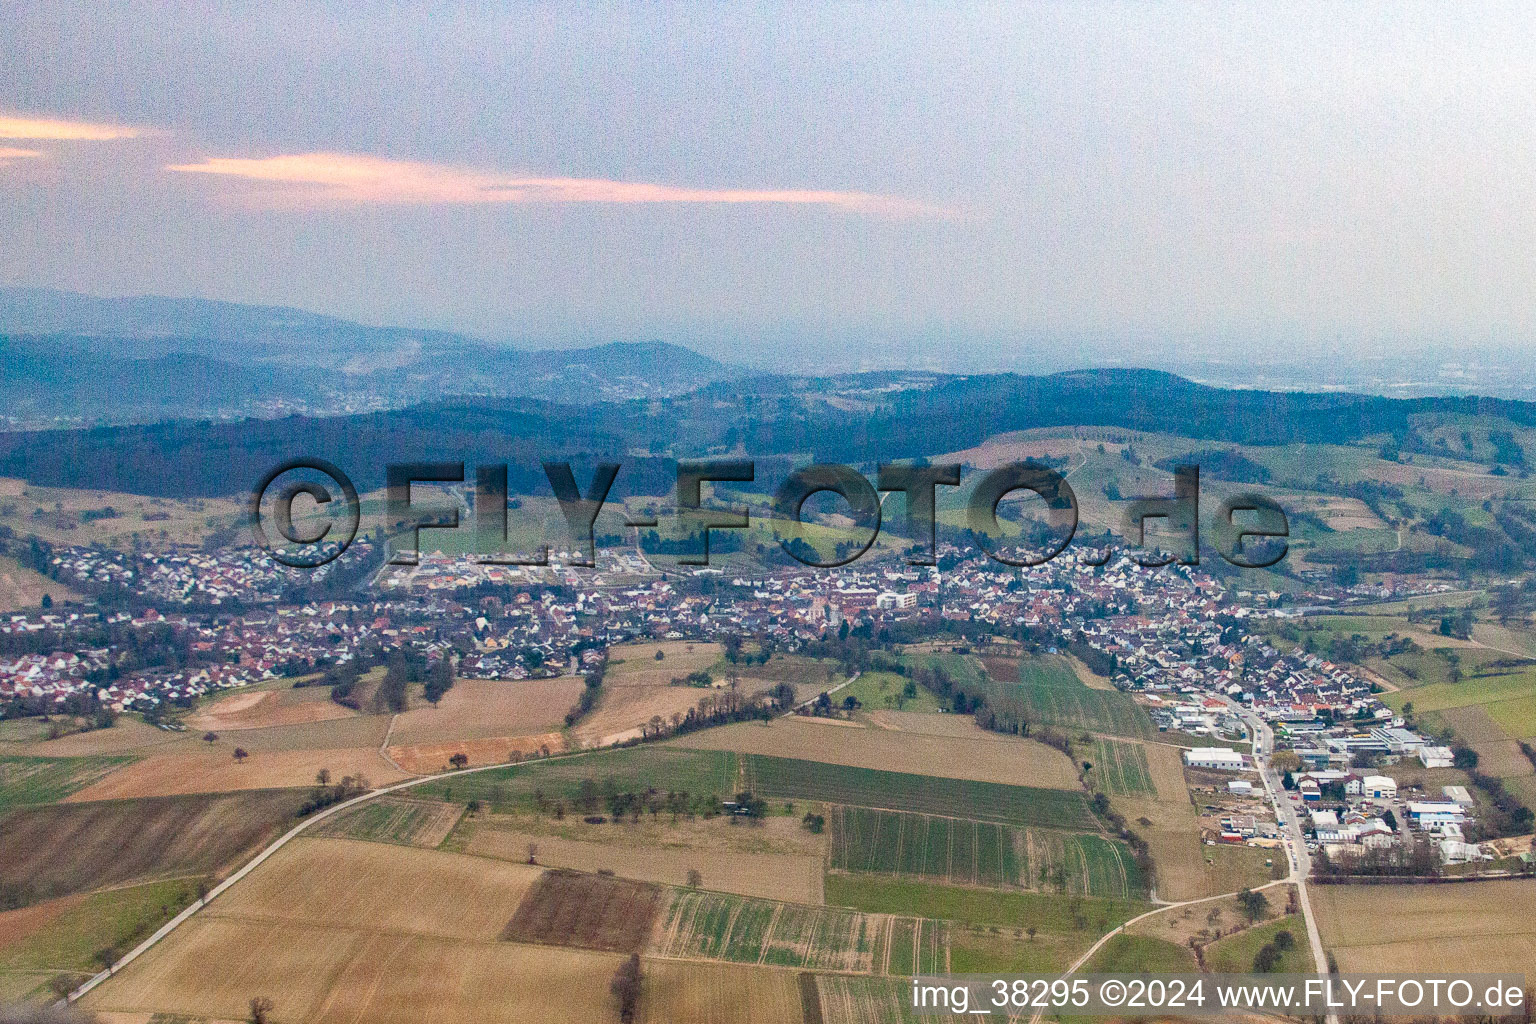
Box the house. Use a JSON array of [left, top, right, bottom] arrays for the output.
[[1228, 780, 1254, 796], [1418, 745, 1454, 769], [1363, 775, 1397, 800], [1184, 747, 1247, 771], [1299, 778, 1321, 802], [1408, 801, 1465, 827]]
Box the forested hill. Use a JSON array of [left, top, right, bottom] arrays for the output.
[[3, 368, 1536, 498], [742, 369, 1536, 462]]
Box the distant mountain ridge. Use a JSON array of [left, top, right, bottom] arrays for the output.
[[0, 289, 746, 422], [6, 365, 1536, 499]]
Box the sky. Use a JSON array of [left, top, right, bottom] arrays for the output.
[[5, 3, 1536, 371]]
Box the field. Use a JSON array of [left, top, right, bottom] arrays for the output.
[[84, 917, 628, 1024], [1086, 737, 1156, 796], [0, 483, 245, 549], [1437, 704, 1536, 777], [1313, 879, 1536, 973], [0, 754, 135, 808], [651, 889, 948, 974], [184, 684, 358, 732], [674, 717, 1082, 790], [219, 837, 543, 940], [61, 744, 408, 800], [827, 806, 1144, 898], [574, 680, 723, 748], [0, 789, 308, 899], [743, 753, 1101, 830], [0, 878, 200, 984], [639, 960, 806, 1024], [986, 655, 1155, 739], [815, 975, 968, 1024], [465, 822, 826, 903], [388, 675, 585, 745], [0, 553, 81, 611], [410, 745, 740, 811], [386, 730, 569, 773], [837, 670, 944, 713], [503, 869, 663, 952], [312, 796, 463, 847], [1204, 914, 1309, 974], [607, 640, 724, 687], [1082, 932, 1198, 973], [824, 875, 1149, 938]]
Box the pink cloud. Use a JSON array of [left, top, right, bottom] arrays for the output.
[[0, 146, 42, 167], [0, 114, 141, 141], [166, 152, 945, 217]]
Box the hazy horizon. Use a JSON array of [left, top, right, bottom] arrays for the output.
[[9, 2, 1536, 376]]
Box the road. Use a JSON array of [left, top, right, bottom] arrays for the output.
[[63, 745, 632, 1004], [1026, 698, 1339, 1024], [1224, 697, 1339, 1024]]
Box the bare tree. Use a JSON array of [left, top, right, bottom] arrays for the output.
[[232, 747, 248, 763], [91, 946, 119, 976], [609, 953, 642, 1022], [686, 869, 702, 889], [247, 996, 275, 1024]]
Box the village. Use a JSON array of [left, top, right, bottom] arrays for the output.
[[0, 535, 1519, 875]]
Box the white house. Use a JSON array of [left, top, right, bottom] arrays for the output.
[[1408, 801, 1465, 827], [1228, 780, 1254, 796], [1418, 746, 1454, 769], [1363, 775, 1397, 800], [1184, 747, 1247, 771]]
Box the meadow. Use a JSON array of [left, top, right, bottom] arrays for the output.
[[826, 805, 1144, 899]]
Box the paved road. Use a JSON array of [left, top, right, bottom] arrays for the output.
[[1225, 698, 1339, 1024]]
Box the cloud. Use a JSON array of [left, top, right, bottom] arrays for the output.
[[0, 147, 42, 167], [0, 114, 141, 141], [166, 152, 945, 217]]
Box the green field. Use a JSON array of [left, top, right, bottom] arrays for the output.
[[1381, 672, 1536, 716], [900, 652, 989, 693], [1086, 737, 1155, 796], [652, 889, 947, 974], [986, 656, 1155, 740], [824, 875, 1149, 937], [0, 877, 202, 991], [1484, 694, 1536, 740], [1082, 932, 1197, 973], [0, 755, 135, 810], [409, 746, 740, 811], [827, 806, 1144, 899], [840, 670, 944, 713], [742, 754, 1100, 830], [1204, 915, 1310, 974]]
